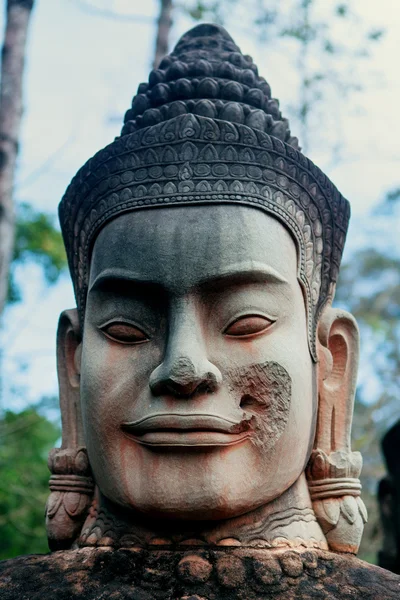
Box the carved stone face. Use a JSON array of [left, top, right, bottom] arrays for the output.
[[80, 204, 316, 520]]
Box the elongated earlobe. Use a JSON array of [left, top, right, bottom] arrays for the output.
[[45, 309, 95, 551], [307, 306, 367, 554]]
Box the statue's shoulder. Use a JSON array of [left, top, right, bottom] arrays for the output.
[[1, 547, 400, 599]]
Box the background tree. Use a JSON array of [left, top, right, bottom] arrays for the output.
[[0, 0, 67, 556], [0, 0, 35, 316], [153, 0, 173, 68]]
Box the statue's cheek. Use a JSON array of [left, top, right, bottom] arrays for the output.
[[226, 361, 292, 451]]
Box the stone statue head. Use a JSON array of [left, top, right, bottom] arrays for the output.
[[46, 24, 366, 554]]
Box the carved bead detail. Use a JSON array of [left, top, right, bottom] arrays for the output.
[[253, 556, 282, 585], [177, 555, 213, 583], [5, 547, 400, 597], [215, 555, 246, 587], [279, 551, 304, 577]]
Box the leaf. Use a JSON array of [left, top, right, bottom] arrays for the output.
[[335, 4, 348, 18], [367, 29, 385, 42], [7, 202, 68, 305]]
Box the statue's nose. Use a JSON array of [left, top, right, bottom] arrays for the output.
[[150, 297, 222, 399], [149, 356, 222, 398]]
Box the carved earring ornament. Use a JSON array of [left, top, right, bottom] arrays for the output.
[[45, 310, 94, 550], [307, 307, 367, 554]]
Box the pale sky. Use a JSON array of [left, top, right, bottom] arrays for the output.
[[1, 0, 400, 409]]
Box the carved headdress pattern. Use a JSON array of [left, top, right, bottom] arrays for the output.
[[59, 23, 350, 359]]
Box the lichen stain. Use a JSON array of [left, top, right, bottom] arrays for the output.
[[226, 361, 291, 449]]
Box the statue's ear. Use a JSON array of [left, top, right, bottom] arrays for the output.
[[307, 306, 367, 555], [315, 306, 359, 453], [56, 309, 84, 448], [46, 309, 94, 551]]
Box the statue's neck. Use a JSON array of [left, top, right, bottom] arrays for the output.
[[77, 474, 327, 550]]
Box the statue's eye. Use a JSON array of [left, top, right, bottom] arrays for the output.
[[224, 315, 274, 338], [101, 322, 148, 344]]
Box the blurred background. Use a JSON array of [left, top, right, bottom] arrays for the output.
[[0, 0, 399, 562]]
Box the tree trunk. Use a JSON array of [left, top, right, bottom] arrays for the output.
[[153, 0, 173, 69], [0, 0, 34, 316]]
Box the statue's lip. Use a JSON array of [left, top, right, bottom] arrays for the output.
[[122, 413, 246, 433], [121, 413, 252, 447]]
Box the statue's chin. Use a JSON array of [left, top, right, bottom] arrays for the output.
[[124, 500, 256, 523], [92, 440, 307, 524], [99, 474, 296, 524], [101, 488, 259, 522]]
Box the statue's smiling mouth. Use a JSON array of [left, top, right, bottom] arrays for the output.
[[121, 414, 252, 447]]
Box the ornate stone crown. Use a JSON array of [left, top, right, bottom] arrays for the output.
[[59, 23, 350, 359]]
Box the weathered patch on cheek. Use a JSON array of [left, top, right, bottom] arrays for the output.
[[226, 361, 292, 449]]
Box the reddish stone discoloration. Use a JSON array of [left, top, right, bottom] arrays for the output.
[[1, 547, 400, 600]]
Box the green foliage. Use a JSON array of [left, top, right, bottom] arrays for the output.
[[179, 0, 239, 23], [368, 29, 385, 42], [0, 405, 60, 559], [378, 186, 400, 209], [7, 202, 67, 304], [335, 3, 348, 17], [184, 0, 216, 21]]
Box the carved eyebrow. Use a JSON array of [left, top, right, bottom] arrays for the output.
[[88, 269, 163, 293], [89, 261, 288, 293], [196, 261, 288, 287]]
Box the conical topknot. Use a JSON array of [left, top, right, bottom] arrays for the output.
[[171, 23, 240, 58], [122, 23, 299, 149]]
